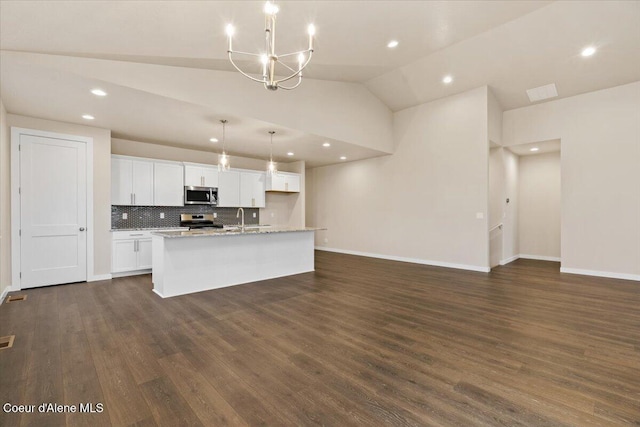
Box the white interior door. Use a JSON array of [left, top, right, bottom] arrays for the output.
[[20, 134, 87, 288]]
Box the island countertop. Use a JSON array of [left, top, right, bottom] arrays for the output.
[[152, 226, 321, 238]]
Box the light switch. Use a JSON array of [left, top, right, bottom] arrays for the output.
[[476, 212, 484, 219], [122, 213, 128, 220], [160, 212, 165, 219], [213, 212, 217, 218], [253, 212, 256, 218]]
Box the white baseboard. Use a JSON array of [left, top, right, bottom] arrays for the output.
[[519, 254, 561, 262], [88, 273, 113, 282], [315, 246, 490, 273], [111, 269, 151, 278], [560, 267, 640, 282], [0, 286, 10, 305], [499, 254, 520, 265]]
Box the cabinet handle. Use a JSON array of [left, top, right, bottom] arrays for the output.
[[131, 193, 134, 204], [201, 176, 204, 186], [285, 182, 289, 191]]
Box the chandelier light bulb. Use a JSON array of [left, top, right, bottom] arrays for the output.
[[307, 24, 316, 36], [264, 2, 279, 15], [225, 24, 235, 37], [298, 53, 305, 65]]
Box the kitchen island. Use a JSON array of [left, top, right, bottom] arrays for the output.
[[151, 226, 317, 298]]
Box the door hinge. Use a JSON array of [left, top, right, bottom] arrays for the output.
[[19, 229, 21, 236], [19, 272, 22, 278], [18, 187, 21, 195], [18, 144, 21, 151]]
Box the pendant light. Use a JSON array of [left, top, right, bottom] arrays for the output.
[[267, 131, 278, 176], [218, 119, 230, 172]]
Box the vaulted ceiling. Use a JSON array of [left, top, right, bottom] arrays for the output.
[[1, 1, 638, 166]]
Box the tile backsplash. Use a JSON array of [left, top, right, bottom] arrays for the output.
[[111, 205, 259, 229]]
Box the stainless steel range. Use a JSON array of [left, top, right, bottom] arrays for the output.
[[179, 214, 223, 230]]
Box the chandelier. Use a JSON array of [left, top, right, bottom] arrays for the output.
[[225, 2, 315, 91]]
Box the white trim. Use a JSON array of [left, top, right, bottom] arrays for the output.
[[315, 246, 491, 273], [111, 269, 151, 278], [88, 274, 112, 282], [10, 127, 94, 290], [499, 254, 520, 265], [560, 267, 640, 282], [0, 286, 10, 305], [519, 254, 561, 262]]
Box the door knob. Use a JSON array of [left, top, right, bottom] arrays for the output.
[[79, 227, 86, 231]]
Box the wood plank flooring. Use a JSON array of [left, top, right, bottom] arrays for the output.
[[1, 252, 639, 426]]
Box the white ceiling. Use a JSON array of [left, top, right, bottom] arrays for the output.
[[1, 1, 638, 166], [507, 139, 561, 156]]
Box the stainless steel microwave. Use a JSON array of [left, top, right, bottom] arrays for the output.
[[184, 186, 218, 205]]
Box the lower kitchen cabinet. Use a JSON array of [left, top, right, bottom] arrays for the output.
[[111, 229, 183, 275]]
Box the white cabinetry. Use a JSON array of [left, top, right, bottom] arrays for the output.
[[112, 229, 184, 275], [218, 170, 241, 207], [184, 163, 219, 187], [266, 172, 300, 193], [154, 161, 184, 206], [111, 156, 154, 205], [240, 171, 266, 208]]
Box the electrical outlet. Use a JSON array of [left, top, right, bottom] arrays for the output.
[[270, 212, 275, 218], [323, 238, 329, 244], [213, 212, 217, 218], [122, 213, 128, 220], [160, 212, 165, 219], [253, 212, 256, 218], [476, 212, 484, 219]]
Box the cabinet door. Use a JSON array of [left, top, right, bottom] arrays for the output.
[[132, 160, 154, 205], [112, 239, 137, 272], [154, 162, 184, 206], [267, 173, 286, 192], [184, 166, 202, 187], [218, 170, 240, 207], [285, 174, 300, 192], [240, 172, 265, 207], [111, 157, 133, 205], [136, 238, 153, 269], [202, 167, 219, 188]]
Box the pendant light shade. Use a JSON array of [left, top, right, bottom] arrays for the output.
[[267, 131, 278, 176], [218, 119, 230, 171]]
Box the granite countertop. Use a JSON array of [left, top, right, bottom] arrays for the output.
[[152, 226, 321, 238]]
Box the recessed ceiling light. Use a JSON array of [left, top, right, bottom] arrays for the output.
[[581, 46, 596, 57], [322, 142, 331, 147], [340, 156, 347, 160], [82, 114, 95, 120], [91, 88, 107, 96], [387, 40, 399, 48], [209, 137, 218, 143], [287, 152, 294, 156], [530, 147, 539, 152], [443, 75, 453, 84]]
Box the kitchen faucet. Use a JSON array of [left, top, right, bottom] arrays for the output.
[[236, 207, 244, 229]]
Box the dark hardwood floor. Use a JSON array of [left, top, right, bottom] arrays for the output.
[[1, 251, 639, 426]]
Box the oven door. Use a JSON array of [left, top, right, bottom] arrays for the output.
[[184, 186, 215, 205]]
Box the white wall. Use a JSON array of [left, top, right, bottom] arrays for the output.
[[7, 114, 112, 277], [307, 86, 489, 271], [488, 147, 505, 267], [504, 81, 640, 279], [113, 138, 305, 227], [0, 100, 10, 299], [518, 151, 561, 259], [502, 149, 519, 262]]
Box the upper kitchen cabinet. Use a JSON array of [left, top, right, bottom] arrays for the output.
[[111, 156, 154, 205], [184, 163, 219, 188], [266, 172, 301, 193], [240, 171, 266, 208], [217, 170, 241, 207], [153, 160, 184, 206]]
